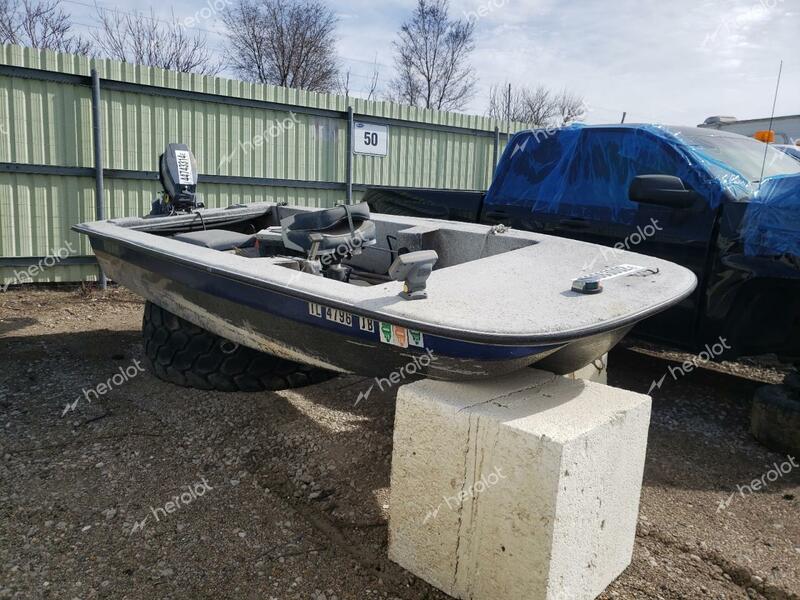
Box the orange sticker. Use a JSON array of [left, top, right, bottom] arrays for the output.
[[392, 325, 408, 348]]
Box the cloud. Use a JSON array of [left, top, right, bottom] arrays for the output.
[[72, 0, 798, 126]]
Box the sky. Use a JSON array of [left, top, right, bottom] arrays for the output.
[[65, 0, 799, 127]]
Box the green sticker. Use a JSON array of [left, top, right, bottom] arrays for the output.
[[380, 322, 393, 343]]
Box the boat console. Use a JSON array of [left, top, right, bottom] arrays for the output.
[[272, 203, 377, 281], [150, 144, 439, 299], [259, 202, 438, 298]]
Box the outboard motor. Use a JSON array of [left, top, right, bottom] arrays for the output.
[[151, 144, 204, 215]]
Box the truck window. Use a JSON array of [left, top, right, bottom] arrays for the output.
[[679, 131, 800, 182], [560, 129, 685, 224]]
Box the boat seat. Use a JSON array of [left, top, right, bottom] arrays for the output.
[[281, 203, 376, 257], [173, 229, 256, 251]]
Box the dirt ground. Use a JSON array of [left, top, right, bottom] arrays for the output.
[[1, 286, 798, 600]]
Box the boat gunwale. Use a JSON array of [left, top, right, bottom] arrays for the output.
[[74, 218, 699, 347]]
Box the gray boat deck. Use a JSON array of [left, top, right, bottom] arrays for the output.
[[78, 207, 697, 342]]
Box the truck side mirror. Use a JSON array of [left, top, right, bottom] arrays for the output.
[[629, 175, 699, 209]]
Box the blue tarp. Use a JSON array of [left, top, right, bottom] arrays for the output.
[[742, 174, 800, 257], [485, 123, 800, 257]]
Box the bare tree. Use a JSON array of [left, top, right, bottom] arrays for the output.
[[91, 7, 219, 75], [0, 0, 89, 53], [553, 89, 586, 125], [522, 86, 557, 127], [487, 83, 526, 123], [487, 82, 585, 127], [337, 59, 380, 101], [487, 83, 555, 126], [389, 0, 476, 111], [222, 0, 338, 92], [338, 68, 351, 98], [364, 60, 380, 102]]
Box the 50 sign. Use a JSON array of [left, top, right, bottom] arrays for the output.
[[363, 131, 379, 146], [354, 122, 389, 156]]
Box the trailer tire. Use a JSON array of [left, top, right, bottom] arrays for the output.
[[142, 301, 334, 392]]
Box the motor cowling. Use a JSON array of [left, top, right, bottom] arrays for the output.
[[153, 144, 203, 214]]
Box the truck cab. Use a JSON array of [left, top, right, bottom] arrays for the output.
[[366, 125, 800, 362]]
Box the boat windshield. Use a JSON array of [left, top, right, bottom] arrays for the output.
[[680, 131, 800, 182]]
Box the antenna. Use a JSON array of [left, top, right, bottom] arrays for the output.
[[759, 60, 783, 188]]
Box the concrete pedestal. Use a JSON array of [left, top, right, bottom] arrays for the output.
[[388, 368, 650, 600]]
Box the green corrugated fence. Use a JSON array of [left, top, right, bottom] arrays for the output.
[[0, 44, 528, 285]]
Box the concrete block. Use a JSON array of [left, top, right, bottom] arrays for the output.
[[388, 369, 651, 600], [751, 384, 800, 455]]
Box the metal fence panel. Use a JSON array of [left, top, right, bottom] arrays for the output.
[[0, 44, 527, 285]]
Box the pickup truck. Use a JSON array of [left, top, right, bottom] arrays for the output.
[[364, 124, 800, 363]]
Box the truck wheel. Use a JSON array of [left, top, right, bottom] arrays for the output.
[[751, 384, 800, 455], [142, 301, 334, 392]]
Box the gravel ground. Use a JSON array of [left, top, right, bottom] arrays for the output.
[[1, 286, 798, 600]]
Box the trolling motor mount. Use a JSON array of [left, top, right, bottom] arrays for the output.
[[389, 250, 438, 300], [152, 143, 204, 215]]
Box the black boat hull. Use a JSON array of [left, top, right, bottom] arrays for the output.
[[90, 240, 627, 379]]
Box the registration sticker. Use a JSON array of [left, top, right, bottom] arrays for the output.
[[408, 330, 424, 347], [393, 326, 408, 347], [379, 322, 408, 348]]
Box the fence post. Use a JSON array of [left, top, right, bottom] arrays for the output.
[[91, 68, 107, 290], [346, 106, 354, 204], [493, 125, 500, 166]]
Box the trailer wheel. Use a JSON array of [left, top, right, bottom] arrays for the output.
[[142, 301, 334, 392], [751, 384, 800, 455]]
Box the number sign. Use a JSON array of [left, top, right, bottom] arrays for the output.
[[353, 122, 389, 156]]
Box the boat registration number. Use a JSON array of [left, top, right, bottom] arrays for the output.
[[309, 303, 354, 326], [307, 302, 425, 348], [325, 307, 352, 326]]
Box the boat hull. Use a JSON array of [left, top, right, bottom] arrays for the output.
[[88, 237, 621, 380]]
